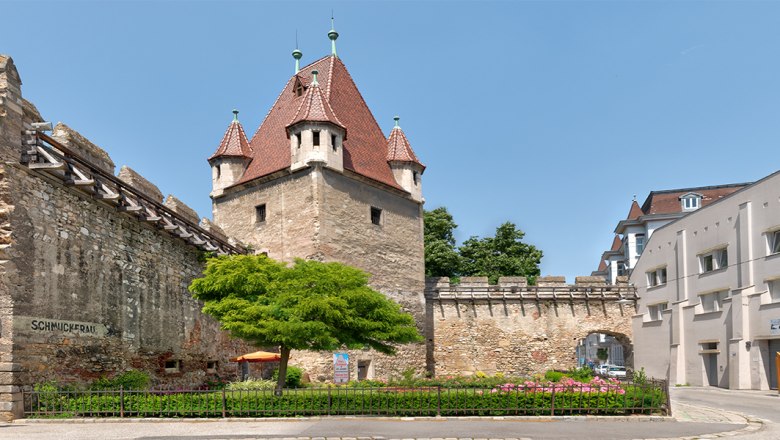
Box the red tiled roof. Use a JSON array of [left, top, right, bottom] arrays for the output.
[[640, 184, 750, 215], [238, 56, 402, 189], [386, 126, 424, 170], [597, 260, 607, 271], [610, 235, 622, 251], [287, 78, 345, 132], [209, 118, 251, 161], [626, 200, 643, 220]]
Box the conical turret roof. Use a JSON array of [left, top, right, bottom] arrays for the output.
[[287, 74, 345, 133], [626, 200, 643, 220], [209, 112, 252, 161], [386, 122, 424, 170]]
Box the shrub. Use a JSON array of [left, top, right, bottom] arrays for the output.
[[90, 370, 150, 390], [544, 371, 565, 382], [633, 367, 647, 385], [273, 366, 304, 388], [226, 378, 276, 391], [567, 367, 594, 383]]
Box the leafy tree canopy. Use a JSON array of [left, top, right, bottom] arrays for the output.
[[459, 222, 543, 284], [423, 207, 461, 277], [189, 255, 422, 391]]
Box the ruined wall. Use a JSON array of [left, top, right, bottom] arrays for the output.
[[427, 276, 635, 378], [0, 55, 253, 419]]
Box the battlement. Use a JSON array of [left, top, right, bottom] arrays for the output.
[[425, 275, 635, 302]]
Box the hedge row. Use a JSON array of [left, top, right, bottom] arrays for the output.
[[26, 385, 667, 418]]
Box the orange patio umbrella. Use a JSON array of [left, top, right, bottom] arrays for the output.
[[230, 351, 282, 363]]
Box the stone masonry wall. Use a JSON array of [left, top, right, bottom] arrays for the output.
[[213, 165, 427, 382], [0, 56, 254, 419], [428, 276, 635, 378]]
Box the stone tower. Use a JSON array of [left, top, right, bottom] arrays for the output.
[[208, 30, 427, 380]]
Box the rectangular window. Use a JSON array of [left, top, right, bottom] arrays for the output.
[[700, 290, 728, 312], [635, 234, 645, 255], [165, 360, 181, 373], [617, 262, 627, 276], [370, 206, 382, 225], [647, 267, 667, 287], [682, 196, 700, 210], [648, 302, 668, 321], [206, 361, 218, 373], [313, 130, 320, 146], [331, 134, 337, 152], [700, 248, 728, 273], [769, 230, 780, 255], [255, 204, 267, 223], [295, 132, 302, 149], [769, 280, 780, 302]]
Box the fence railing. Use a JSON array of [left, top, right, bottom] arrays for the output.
[[23, 380, 669, 418]]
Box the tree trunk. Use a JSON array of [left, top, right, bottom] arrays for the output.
[[275, 346, 291, 396]]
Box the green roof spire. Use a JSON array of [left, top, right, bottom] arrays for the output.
[[328, 14, 339, 58], [232, 109, 239, 122], [393, 116, 400, 129], [311, 70, 319, 86], [292, 31, 303, 74]]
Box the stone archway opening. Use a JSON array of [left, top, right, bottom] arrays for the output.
[[575, 331, 633, 371]]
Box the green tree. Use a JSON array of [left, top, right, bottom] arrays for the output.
[[423, 207, 461, 277], [189, 255, 422, 393], [459, 222, 543, 284]]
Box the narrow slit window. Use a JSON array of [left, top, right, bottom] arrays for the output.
[[256, 204, 267, 223], [295, 132, 302, 149], [370, 206, 382, 225], [313, 131, 320, 146], [331, 134, 337, 152]]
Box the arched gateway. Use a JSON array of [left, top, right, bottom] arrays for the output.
[[425, 276, 636, 377]]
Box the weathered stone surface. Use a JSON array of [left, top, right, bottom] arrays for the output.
[[21, 98, 43, 125], [536, 276, 567, 287], [164, 194, 199, 224], [199, 218, 227, 242], [117, 166, 163, 203], [498, 277, 527, 287], [575, 276, 607, 286], [50, 122, 115, 174]]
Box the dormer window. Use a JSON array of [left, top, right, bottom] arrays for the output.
[[680, 193, 702, 211], [293, 77, 305, 97], [313, 130, 320, 147]]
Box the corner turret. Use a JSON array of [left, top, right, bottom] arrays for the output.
[[208, 110, 252, 198], [286, 70, 346, 173], [386, 116, 425, 202]]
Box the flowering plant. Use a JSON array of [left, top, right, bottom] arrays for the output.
[[490, 376, 625, 395]]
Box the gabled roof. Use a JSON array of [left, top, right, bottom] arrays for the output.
[[597, 260, 607, 272], [287, 76, 345, 133], [386, 125, 424, 170], [626, 200, 643, 220], [209, 115, 251, 161], [237, 56, 402, 189], [610, 235, 622, 252], [640, 183, 750, 215]]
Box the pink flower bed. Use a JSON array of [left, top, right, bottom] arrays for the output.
[[490, 376, 626, 395]]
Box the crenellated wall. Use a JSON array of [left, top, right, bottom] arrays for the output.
[[425, 276, 636, 377]]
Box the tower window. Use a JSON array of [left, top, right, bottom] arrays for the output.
[[413, 171, 418, 185], [331, 134, 337, 152], [295, 132, 302, 149], [216, 164, 221, 179], [256, 204, 267, 223], [370, 207, 382, 225], [313, 131, 320, 146]]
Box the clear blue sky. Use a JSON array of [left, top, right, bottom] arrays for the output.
[[4, 1, 780, 281]]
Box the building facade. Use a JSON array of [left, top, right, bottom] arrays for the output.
[[631, 171, 780, 390], [595, 184, 749, 283]]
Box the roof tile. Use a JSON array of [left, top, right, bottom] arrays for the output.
[[387, 126, 424, 169], [209, 117, 251, 160]]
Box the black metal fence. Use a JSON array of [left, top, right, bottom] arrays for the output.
[[23, 380, 669, 418]]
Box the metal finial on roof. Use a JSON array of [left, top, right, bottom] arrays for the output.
[[232, 109, 239, 122], [328, 13, 339, 58], [633, 194, 637, 201], [393, 116, 400, 129], [311, 70, 319, 86], [292, 31, 303, 74]]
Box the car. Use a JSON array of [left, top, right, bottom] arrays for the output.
[[607, 366, 627, 378], [594, 364, 611, 375]]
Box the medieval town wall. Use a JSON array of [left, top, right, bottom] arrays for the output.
[[426, 276, 635, 377], [0, 56, 254, 419]]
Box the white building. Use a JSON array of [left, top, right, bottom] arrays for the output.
[[594, 184, 749, 284], [631, 171, 780, 390]]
